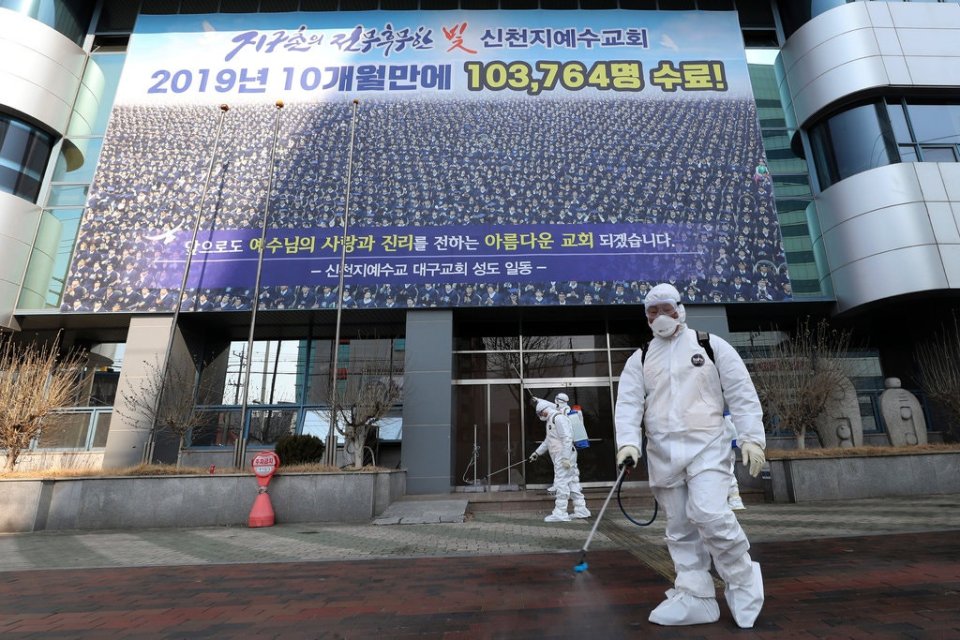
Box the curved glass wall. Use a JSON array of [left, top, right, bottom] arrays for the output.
[[808, 102, 898, 191], [810, 98, 960, 189], [0, 0, 95, 45], [0, 114, 54, 203], [747, 49, 821, 297], [18, 52, 125, 310]]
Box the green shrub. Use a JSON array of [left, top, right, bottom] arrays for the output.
[[274, 434, 326, 466]]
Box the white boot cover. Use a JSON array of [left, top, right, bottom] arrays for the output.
[[648, 590, 720, 626], [724, 561, 764, 628], [571, 498, 590, 518], [544, 509, 571, 522], [649, 571, 719, 626]]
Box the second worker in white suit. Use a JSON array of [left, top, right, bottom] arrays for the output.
[[529, 399, 590, 522], [615, 283, 766, 628]]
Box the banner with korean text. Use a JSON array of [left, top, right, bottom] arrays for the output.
[[61, 10, 790, 313]]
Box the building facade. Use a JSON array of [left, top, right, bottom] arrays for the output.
[[1, 0, 956, 493]]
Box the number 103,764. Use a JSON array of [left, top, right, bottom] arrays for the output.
[[463, 60, 643, 95]]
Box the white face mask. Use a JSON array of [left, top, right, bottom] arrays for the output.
[[650, 314, 681, 338]]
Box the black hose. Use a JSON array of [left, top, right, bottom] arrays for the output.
[[616, 467, 658, 526]]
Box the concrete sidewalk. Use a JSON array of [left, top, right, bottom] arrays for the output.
[[1, 493, 958, 572], [1, 494, 958, 638]]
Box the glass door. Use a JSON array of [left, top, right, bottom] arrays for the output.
[[453, 383, 523, 489]]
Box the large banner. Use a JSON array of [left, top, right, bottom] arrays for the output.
[[61, 10, 790, 313]]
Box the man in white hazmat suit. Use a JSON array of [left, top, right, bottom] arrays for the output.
[[546, 393, 577, 494], [529, 399, 591, 522], [614, 283, 766, 628]]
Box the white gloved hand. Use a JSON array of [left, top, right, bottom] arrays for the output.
[[561, 458, 572, 470], [740, 442, 765, 478], [616, 445, 640, 468], [528, 452, 539, 463]]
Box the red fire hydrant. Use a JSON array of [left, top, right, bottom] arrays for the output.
[[249, 451, 280, 528]]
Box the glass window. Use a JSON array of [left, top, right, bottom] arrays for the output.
[[899, 145, 919, 163], [886, 100, 912, 143], [809, 102, 897, 189], [88, 371, 120, 406], [202, 337, 404, 407], [0, 0, 95, 45], [247, 408, 298, 446], [37, 412, 91, 449], [909, 104, 960, 146], [0, 115, 54, 202], [52, 137, 104, 184], [89, 53, 128, 135], [223, 340, 306, 405], [455, 352, 521, 380], [188, 409, 241, 447], [47, 184, 90, 207], [377, 412, 403, 441], [92, 411, 112, 448], [302, 409, 345, 444], [920, 146, 958, 162], [522, 351, 609, 379], [48, 208, 82, 306]]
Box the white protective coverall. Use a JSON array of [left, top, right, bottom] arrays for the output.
[[533, 400, 589, 522], [615, 293, 766, 628]]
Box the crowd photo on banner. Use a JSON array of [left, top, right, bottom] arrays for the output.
[[59, 11, 791, 314]]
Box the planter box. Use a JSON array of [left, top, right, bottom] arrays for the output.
[[0, 470, 405, 533], [767, 451, 960, 503]]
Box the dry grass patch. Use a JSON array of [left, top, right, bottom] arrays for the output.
[[277, 463, 395, 474], [767, 443, 960, 460], [0, 462, 399, 480]]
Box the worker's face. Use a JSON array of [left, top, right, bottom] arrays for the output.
[[645, 302, 679, 323]]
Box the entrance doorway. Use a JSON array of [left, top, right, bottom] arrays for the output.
[[523, 380, 620, 486], [453, 379, 630, 489]]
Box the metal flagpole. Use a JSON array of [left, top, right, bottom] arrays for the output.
[[325, 98, 360, 467], [237, 100, 285, 468], [144, 103, 229, 464]]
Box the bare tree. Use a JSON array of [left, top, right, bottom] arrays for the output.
[[0, 336, 89, 470], [749, 318, 853, 449], [333, 341, 402, 469], [916, 312, 960, 441], [116, 357, 217, 468]]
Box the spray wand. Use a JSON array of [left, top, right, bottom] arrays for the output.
[[480, 459, 526, 482], [573, 463, 630, 573]]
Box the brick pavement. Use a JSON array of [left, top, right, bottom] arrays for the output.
[[0, 494, 959, 638]]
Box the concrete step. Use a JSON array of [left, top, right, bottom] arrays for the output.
[[462, 486, 765, 514]]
